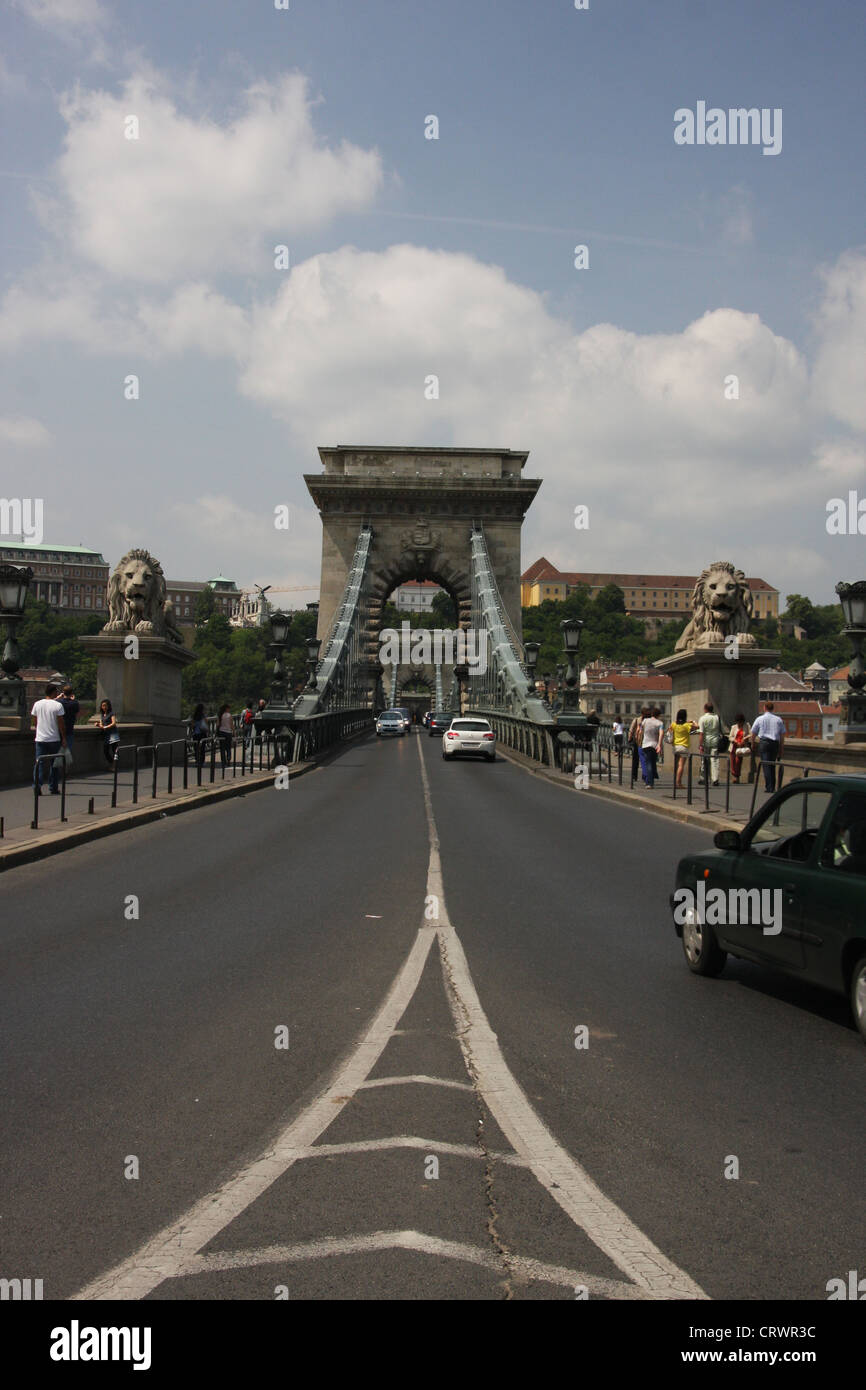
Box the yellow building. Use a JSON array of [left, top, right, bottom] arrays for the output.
[[521, 559, 779, 626]]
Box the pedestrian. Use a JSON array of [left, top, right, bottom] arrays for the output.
[[697, 702, 722, 786], [240, 698, 255, 746], [30, 682, 68, 794], [612, 718, 624, 756], [729, 711, 751, 783], [641, 706, 664, 789], [190, 703, 208, 767], [57, 683, 80, 754], [216, 703, 233, 766], [668, 707, 693, 789], [750, 701, 785, 793], [628, 708, 646, 785], [96, 698, 120, 766]]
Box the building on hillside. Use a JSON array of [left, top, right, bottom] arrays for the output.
[[770, 701, 842, 741], [231, 590, 270, 628], [0, 541, 109, 615], [20, 667, 67, 706], [165, 575, 241, 625], [582, 670, 673, 723], [803, 662, 830, 700], [393, 580, 441, 612], [758, 668, 813, 702], [520, 558, 779, 636], [829, 665, 851, 706]]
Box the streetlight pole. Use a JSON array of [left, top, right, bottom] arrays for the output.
[[835, 581, 866, 743], [556, 618, 590, 739]]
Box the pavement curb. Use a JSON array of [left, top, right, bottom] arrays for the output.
[[496, 745, 743, 834], [0, 761, 316, 873]]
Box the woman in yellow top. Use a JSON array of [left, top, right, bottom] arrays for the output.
[[668, 707, 694, 789]]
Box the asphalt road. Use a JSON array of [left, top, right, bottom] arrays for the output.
[[1, 729, 863, 1301]]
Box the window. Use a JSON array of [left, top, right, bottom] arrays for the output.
[[820, 792, 866, 875], [614, 702, 621, 714], [73, 595, 80, 606], [595, 700, 603, 714], [84, 596, 91, 607], [747, 788, 833, 859], [624, 703, 631, 715]]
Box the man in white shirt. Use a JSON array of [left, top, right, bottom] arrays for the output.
[[31, 682, 68, 794], [640, 707, 664, 788], [750, 702, 786, 792]]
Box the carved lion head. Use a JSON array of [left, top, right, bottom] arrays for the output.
[[108, 548, 166, 623], [692, 561, 754, 633]]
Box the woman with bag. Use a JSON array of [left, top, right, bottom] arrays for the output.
[[96, 699, 120, 765]]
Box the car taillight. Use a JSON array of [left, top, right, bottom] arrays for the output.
[[483, 732, 495, 740], [446, 731, 459, 739]]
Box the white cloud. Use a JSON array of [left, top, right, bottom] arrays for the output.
[[38, 73, 383, 282], [812, 249, 866, 431], [14, 0, 107, 28], [168, 495, 322, 591], [0, 415, 52, 446]]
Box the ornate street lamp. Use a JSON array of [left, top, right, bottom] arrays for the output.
[[306, 634, 322, 690], [557, 618, 589, 737], [255, 609, 294, 763], [523, 641, 539, 694], [0, 563, 33, 726], [835, 581, 866, 742]]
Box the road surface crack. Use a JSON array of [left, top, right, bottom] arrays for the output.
[[439, 932, 517, 1300]]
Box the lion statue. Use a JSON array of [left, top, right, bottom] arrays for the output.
[[675, 561, 756, 651], [102, 548, 184, 644]]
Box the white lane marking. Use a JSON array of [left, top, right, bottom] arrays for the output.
[[357, 1074, 473, 1092], [296, 1137, 528, 1166], [73, 925, 438, 1300], [415, 736, 707, 1301], [179, 1229, 649, 1298]]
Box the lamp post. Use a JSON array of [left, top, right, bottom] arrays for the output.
[[306, 634, 322, 690], [256, 609, 293, 763], [557, 618, 589, 738], [835, 581, 866, 743], [523, 641, 539, 694], [0, 563, 33, 728]]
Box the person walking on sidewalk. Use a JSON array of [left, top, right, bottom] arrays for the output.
[[641, 707, 665, 789], [628, 708, 645, 786], [729, 712, 751, 783], [96, 699, 120, 765], [668, 707, 693, 790], [58, 683, 79, 754], [750, 702, 785, 793], [190, 704, 208, 767], [216, 703, 233, 766], [31, 682, 68, 794], [698, 703, 722, 786]]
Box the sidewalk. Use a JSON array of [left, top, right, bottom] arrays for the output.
[[498, 746, 791, 834], [0, 755, 306, 872]]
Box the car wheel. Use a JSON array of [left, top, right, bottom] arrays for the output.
[[681, 907, 727, 977], [850, 955, 866, 1042]]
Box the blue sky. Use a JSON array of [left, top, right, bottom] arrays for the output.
[[1, 0, 864, 604]]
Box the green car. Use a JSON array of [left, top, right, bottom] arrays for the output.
[[671, 776, 866, 1041]]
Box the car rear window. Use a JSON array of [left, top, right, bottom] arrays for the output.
[[452, 720, 492, 731]]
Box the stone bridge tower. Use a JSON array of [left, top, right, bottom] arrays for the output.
[[305, 447, 541, 664]]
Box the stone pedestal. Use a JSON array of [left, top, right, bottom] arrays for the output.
[[654, 646, 780, 730], [79, 634, 196, 743], [0, 676, 29, 732], [833, 689, 866, 745]]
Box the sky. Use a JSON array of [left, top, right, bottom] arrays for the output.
[[1, 0, 864, 606]]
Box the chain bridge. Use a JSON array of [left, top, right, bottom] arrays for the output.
[[260, 446, 584, 765]]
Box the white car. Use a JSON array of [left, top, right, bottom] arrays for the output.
[[442, 717, 496, 762], [376, 711, 406, 737]]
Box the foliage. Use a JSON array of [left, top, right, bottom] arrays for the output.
[[181, 606, 321, 715], [521, 586, 689, 673], [17, 597, 101, 697]]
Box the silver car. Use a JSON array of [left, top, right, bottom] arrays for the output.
[[442, 717, 496, 762], [376, 711, 406, 737]]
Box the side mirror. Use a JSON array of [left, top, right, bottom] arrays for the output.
[[714, 829, 742, 852]]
